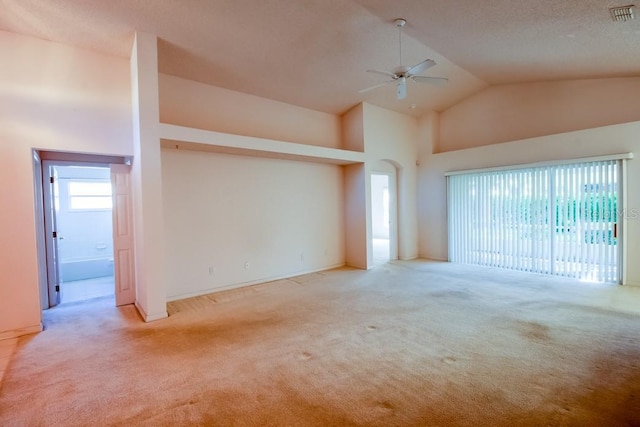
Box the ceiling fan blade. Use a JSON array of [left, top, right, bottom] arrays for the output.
[[358, 80, 394, 94], [407, 59, 436, 76], [366, 69, 397, 79], [412, 75, 449, 86]]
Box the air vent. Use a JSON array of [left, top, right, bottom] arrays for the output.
[[610, 5, 635, 21]]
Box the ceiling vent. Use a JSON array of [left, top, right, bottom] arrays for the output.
[[610, 5, 635, 21]]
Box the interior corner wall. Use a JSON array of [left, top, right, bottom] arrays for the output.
[[340, 105, 368, 268], [161, 148, 345, 300], [416, 111, 443, 260], [439, 77, 640, 152], [0, 31, 133, 336], [158, 74, 341, 149], [341, 104, 364, 152], [362, 103, 419, 261], [417, 121, 640, 285], [417, 111, 439, 158], [344, 163, 369, 269]]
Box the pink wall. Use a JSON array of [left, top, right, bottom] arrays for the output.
[[0, 31, 132, 336], [438, 77, 640, 152], [159, 74, 342, 149]]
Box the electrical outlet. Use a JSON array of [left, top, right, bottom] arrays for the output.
[[244, 261, 250, 269], [300, 252, 304, 262], [208, 266, 214, 276]]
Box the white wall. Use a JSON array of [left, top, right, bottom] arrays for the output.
[[161, 148, 345, 300], [418, 120, 640, 285], [0, 31, 133, 337], [439, 77, 640, 152], [130, 32, 168, 321], [159, 74, 342, 149]]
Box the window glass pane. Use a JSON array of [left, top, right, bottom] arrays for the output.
[[70, 196, 112, 210], [68, 181, 112, 197], [448, 160, 619, 283]]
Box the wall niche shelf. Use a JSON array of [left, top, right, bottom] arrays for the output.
[[159, 123, 365, 165]]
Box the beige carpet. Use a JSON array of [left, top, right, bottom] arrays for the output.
[[1, 260, 640, 426]]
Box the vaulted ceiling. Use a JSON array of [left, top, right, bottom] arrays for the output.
[[1, 0, 639, 116]]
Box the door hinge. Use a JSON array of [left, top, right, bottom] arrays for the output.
[[55, 285, 60, 292], [50, 176, 54, 184], [52, 231, 57, 238]]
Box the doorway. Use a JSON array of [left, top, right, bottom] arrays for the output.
[[371, 172, 396, 265], [35, 151, 136, 310], [43, 162, 115, 305]]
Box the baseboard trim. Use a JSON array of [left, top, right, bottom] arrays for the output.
[[0, 324, 43, 341], [419, 256, 449, 262], [135, 301, 168, 322], [346, 262, 368, 270], [167, 263, 347, 302]]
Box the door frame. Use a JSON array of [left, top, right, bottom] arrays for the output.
[[42, 160, 62, 307], [33, 151, 50, 310], [34, 151, 129, 308]]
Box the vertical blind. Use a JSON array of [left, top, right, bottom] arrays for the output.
[[448, 160, 620, 283]]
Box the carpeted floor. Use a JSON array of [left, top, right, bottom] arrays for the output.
[[1, 260, 640, 426]]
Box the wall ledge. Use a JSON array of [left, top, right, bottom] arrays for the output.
[[159, 123, 365, 165]]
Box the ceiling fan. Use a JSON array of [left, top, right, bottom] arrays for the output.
[[359, 18, 448, 100]]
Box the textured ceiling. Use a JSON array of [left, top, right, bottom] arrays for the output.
[[355, 0, 640, 84], [1, 0, 639, 116]]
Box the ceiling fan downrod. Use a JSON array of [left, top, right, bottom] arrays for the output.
[[395, 18, 406, 67]]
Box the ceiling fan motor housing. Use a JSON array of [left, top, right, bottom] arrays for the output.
[[394, 65, 411, 76]]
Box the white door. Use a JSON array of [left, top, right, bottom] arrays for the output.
[[111, 164, 136, 306], [42, 162, 61, 307]]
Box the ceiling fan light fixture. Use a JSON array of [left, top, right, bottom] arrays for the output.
[[397, 77, 407, 100]]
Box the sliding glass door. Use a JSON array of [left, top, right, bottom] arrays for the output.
[[448, 160, 620, 283]]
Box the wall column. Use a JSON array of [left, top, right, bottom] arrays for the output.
[[130, 32, 168, 321], [341, 105, 371, 269]]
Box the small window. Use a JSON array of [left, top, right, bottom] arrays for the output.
[[68, 181, 112, 210]]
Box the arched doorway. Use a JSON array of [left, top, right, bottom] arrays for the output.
[[370, 161, 398, 265]]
